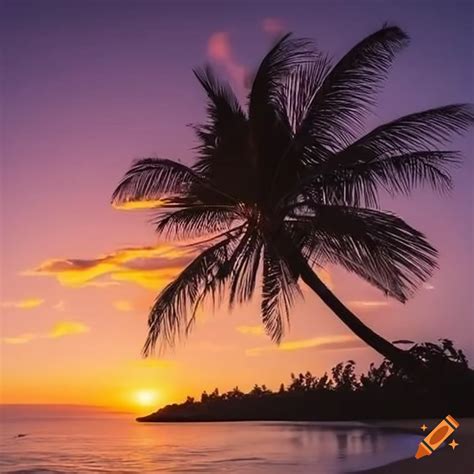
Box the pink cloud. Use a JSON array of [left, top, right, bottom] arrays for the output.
[[208, 32, 233, 61], [262, 17, 287, 37], [207, 32, 248, 92]]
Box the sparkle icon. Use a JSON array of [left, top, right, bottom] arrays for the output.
[[448, 439, 459, 450], [420, 424, 428, 432]]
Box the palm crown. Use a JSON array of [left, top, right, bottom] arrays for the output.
[[112, 26, 473, 361]]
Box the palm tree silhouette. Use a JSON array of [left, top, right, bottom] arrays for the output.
[[112, 26, 473, 369]]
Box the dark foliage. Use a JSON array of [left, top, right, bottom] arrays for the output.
[[138, 340, 474, 422]]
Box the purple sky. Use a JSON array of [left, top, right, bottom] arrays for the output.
[[1, 0, 473, 408]]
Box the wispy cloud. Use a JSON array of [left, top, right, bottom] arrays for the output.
[[53, 300, 66, 311], [24, 244, 193, 290], [114, 300, 134, 312], [2, 333, 38, 345], [48, 321, 89, 338], [423, 283, 435, 290], [112, 199, 166, 211], [348, 300, 389, 309], [3, 320, 90, 345], [262, 17, 287, 37], [236, 325, 265, 336], [207, 31, 248, 91], [1, 298, 44, 310], [246, 335, 364, 356]]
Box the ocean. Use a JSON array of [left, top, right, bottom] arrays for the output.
[[0, 406, 420, 473]]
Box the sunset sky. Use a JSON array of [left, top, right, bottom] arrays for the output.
[[1, 0, 473, 413]]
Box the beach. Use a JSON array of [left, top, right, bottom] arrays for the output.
[[361, 418, 474, 474]]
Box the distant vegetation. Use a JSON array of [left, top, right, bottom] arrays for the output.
[[138, 340, 474, 422]]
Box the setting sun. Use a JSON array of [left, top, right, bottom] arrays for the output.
[[133, 389, 160, 407]]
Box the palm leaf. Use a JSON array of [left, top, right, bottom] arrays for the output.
[[348, 151, 458, 204], [143, 235, 239, 355], [314, 151, 460, 207], [112, 158, 199, 206], [194, 65, 244, 119], [192, 66, 248, 175], [287, 104, 473, 206], [153, 205, 240, 241], [261, 242, 301, 343], [191, 66, 254, 203], [301, 25, 409, 152], [335, 104, 474, 160], [268, 56, 333, 197], [229, 231, 263, 307], [279, 57, 332, 134], [249, 33, 314, 122], [290, 205, 437, 302], [248, 33, 314, 200]]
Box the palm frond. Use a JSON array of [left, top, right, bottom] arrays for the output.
[[248, 34, 315, 200], [261, 242, 301, 343], [286, 104, 473, 207], [308, 150, 460, 208], [229, 231, 263, 307], [249, 33, 314, 121], [301, 25, 409, 152], [290, 205, 437, 302], [279, 57, 332, 134], [194, 65, 244, 119], [112, 158, 199, 206], [267, 56, 333, 190], [153, 205, 240, 241], [191, 66, 253, 203], [192, 65, 248, 175], [341, 151, 459, 205], [143, 235, 240, 355], [336, 104, 474, 160]]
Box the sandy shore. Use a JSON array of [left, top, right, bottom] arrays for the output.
[[360, 418, 473, 474]]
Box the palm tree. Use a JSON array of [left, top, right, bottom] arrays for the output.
[[112, 26, 473, 370]]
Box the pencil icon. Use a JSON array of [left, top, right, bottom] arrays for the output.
[[415, 415, 459, 459]]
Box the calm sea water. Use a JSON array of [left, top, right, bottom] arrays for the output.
[[0, 406, 420, 473]]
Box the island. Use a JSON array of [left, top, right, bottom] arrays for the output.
[[137, 339, 474, 423]]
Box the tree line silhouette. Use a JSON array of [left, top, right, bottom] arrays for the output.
[[138, 339, 474, 422]]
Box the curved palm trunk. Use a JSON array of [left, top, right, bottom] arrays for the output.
[[296, 256, 415, 368], [275, 234, 419, 372]]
